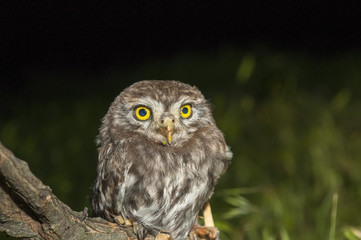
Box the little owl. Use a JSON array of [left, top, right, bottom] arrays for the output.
[[92, 80, 232, 240]]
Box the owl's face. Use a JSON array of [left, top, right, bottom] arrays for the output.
[[107, 80, 214, 147]]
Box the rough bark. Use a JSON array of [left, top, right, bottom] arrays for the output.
[[0, 142, 147, 239]]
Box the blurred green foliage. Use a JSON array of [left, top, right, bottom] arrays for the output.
[[1, 47, 361, 240]]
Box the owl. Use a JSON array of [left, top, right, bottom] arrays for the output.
[[92, 80, 232, 240]]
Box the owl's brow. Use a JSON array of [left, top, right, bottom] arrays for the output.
[[136, 98, 164, 110]]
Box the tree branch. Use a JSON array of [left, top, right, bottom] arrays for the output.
[[0, 142, 142, 239]]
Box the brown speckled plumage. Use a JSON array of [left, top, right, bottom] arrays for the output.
[[92, 80, 232, 240]]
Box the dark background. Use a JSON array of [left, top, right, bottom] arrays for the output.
[[2, 1, 361, 88], [1, 1, 361, 240]]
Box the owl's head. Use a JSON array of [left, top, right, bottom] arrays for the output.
[[103, 80, 215, 147]]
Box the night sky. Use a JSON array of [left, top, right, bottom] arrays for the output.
[[1, 1, 361, 94]]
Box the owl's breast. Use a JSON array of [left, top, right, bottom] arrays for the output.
[[119, 142, 214, 233]]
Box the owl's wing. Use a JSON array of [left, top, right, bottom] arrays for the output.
[[92, 139, 130, 221]]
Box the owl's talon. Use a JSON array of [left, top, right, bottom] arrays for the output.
[[114, 215, 133, 226], [125, 218, 133, 226], [155, 231, 173, 240], [113, 215, 125, 225], [189, 225, 220, 240]]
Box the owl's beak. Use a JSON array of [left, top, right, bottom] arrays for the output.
[[161, 118, 173, 145]]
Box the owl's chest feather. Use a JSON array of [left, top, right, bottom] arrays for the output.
[[121, 143, 212, 222], [125, 143, 209, 192]]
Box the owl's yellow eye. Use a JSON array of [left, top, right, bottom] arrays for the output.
[[180, 104, 192, 118], [135, 106, 151, 121]]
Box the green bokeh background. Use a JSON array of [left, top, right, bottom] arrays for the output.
[[1, 47, 361, 239]]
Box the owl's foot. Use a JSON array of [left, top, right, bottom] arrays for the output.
[[113, 215, 133, 226], [114, 216, 149, 240], [155, 231, 173, 240], [189, 225, 220, 240]]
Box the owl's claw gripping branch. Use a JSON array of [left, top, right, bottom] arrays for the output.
[[155, 231, 173, 240], [114, 215, 133, 226], [189, 225, 220, 240]]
